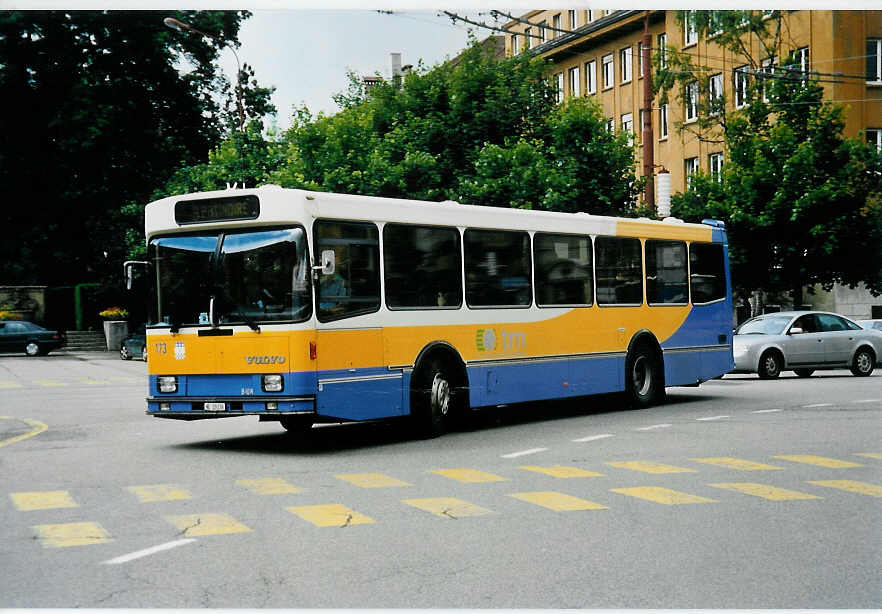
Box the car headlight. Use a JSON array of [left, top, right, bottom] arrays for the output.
[[157, 376, 178, 393], [262, 374, 283, 392]]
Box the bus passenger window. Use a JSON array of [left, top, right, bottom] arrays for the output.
[[646, 240, 687, 304], [690, 242, 726, 304], [534, 233, 593, 306], [595, 236, 643, 305], [315, 220, 380, 321], [464, 229, 531, 307], [383, 224, 462, 309]]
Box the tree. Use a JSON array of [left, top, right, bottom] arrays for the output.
[[656, 11, 882, 303], [0, 10, 260, 286]]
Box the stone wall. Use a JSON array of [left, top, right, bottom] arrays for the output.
[[808, 284, 882, 320]]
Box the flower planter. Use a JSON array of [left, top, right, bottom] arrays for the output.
[[103, 320, 129, 351]]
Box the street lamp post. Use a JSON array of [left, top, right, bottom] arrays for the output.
[[163, 17, 245, 134]]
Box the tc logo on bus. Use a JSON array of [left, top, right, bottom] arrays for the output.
[[476, 328, 526, 352]]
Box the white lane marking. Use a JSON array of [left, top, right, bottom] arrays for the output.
[[636, 424, 672, 431], [696, 415, 730, 421], [853, 399, 880, 404], [102, 539, 196, 565], [802, 403, 832, 408], [501, 448, 548, 459], [572, 434, 614, 443], [752, 409, 783, 413]]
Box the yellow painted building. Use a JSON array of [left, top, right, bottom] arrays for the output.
[[503, 9, 882, 201]]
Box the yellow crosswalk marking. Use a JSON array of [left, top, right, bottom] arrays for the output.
[[611, 486, 716, 505], [127, 484, 192, 502], [165, 513, 251, 536], [430, 468, 509, 483], [33, 521, 111, 548], [606, 461, 696, 474], [34, 379, 67, 387], [0, 381, 22, 389], [519, 465, 604, 478], [709, 482, 821, 501], [402, 497, 494, 518], [690, 457, 783, 471], [335, 473, 411, 488], [854, 453, 882, 460], [509, 491, 607, 511], [808, 480, 882, 498], [236, 477, 302, 495], [11, 490, 78, 511], [287, 504, 375, 527], [774, 455, 863, 468]]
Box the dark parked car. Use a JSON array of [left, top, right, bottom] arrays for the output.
[[120, 330, 147, 361], [0, 320, 66, 356]]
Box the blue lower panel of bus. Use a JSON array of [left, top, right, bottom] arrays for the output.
[[316, 368, 405, 420], [467, 354, 625, 407]]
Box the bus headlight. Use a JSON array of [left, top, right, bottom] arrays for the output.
[[157, 376, 178, 393], [262, 374, 283, 392]]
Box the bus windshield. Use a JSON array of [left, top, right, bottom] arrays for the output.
[[148, 227, 311, 327]]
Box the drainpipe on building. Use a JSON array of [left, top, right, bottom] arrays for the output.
[[641, 11, 655, 210]]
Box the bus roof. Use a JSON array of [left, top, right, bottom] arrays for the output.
[[144, 185, 723, 243]]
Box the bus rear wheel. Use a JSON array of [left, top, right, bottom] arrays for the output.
[[625, 344, 663, 409], [411, 356, 456, 438]]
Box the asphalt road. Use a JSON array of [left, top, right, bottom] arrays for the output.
[[1, 351, 879, 608]]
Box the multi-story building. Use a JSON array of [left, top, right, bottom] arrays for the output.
[[502, 9, 882, 319]]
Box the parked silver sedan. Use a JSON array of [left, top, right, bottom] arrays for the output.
[[732, 311, 882, 379]]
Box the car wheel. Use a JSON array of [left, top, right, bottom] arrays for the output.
[[794, 368, 814, 378], [120, 345, 130, 360], [850, 347, 875, 377], [757, 350, 782, 379], [24, 342, 41, 357], [625, 343, 664, 408]]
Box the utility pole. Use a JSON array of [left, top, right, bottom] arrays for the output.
[[641, 11, 655, 210]]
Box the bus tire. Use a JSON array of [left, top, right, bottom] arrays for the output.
[[280, 416, 313, 435], [625, 342, 664, 409], [411, 355, 457, 438]]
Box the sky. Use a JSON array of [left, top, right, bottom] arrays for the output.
[[217, 9, 497, 131]]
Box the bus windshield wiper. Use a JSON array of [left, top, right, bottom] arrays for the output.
[[233, 307, 260, 332]]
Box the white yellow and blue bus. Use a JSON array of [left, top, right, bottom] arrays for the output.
[[132, 185, 733, 437]]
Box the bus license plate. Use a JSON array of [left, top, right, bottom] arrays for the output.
[[204, 402, 226, 412]]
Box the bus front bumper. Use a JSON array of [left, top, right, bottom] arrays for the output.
[[147, 396, 315, 419]]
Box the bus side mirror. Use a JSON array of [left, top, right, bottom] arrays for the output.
[[313, 250, 335, 275], [123, 260, 150, 290]]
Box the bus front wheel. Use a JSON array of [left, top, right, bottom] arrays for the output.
[[625, 344, 664, 409], [280, 416, 313, 435]]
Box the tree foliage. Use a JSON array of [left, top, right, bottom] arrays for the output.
[[667, 22, 882, 299], [0, 10, 268, 286]]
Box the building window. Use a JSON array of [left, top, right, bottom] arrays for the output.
[[568, 66, 580, 97], [511, 34, 519, 55], [658, 33, 667, 68], [554, 72, 564, 103], [585, 60, 597, 94], [760, 57, 776, 101], [602, 54, 614, 89], [796, 46, 810, 75], [868, 129, 882, 151], [524, 27, 532, 49], [621, 113, 633, 146], [709, 152, 724, 182], [638, 42, 645, 77], [734, 65, 749, 108], [708, 10, 723, 37], [570, 9, 578, 28], [685, 157, 699, 188], [585, 10, 593, 23], [659, 104, 669, 139], [552, 14, 561, 39], [868, 39, 882, 83], [685, 81, 699, 122], [709, 73, 723, 115], [684, 11, 698, 46], [605, 118, 614, 133], [620, 46, 633, 84], [639, 110, 648, 143], [539, 21, 547, 43]]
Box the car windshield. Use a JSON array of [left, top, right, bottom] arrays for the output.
[[735, 315, 792, 335], [148, 227, 311, 327]]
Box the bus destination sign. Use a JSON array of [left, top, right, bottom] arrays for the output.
[[175, 195, 260, 225]]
